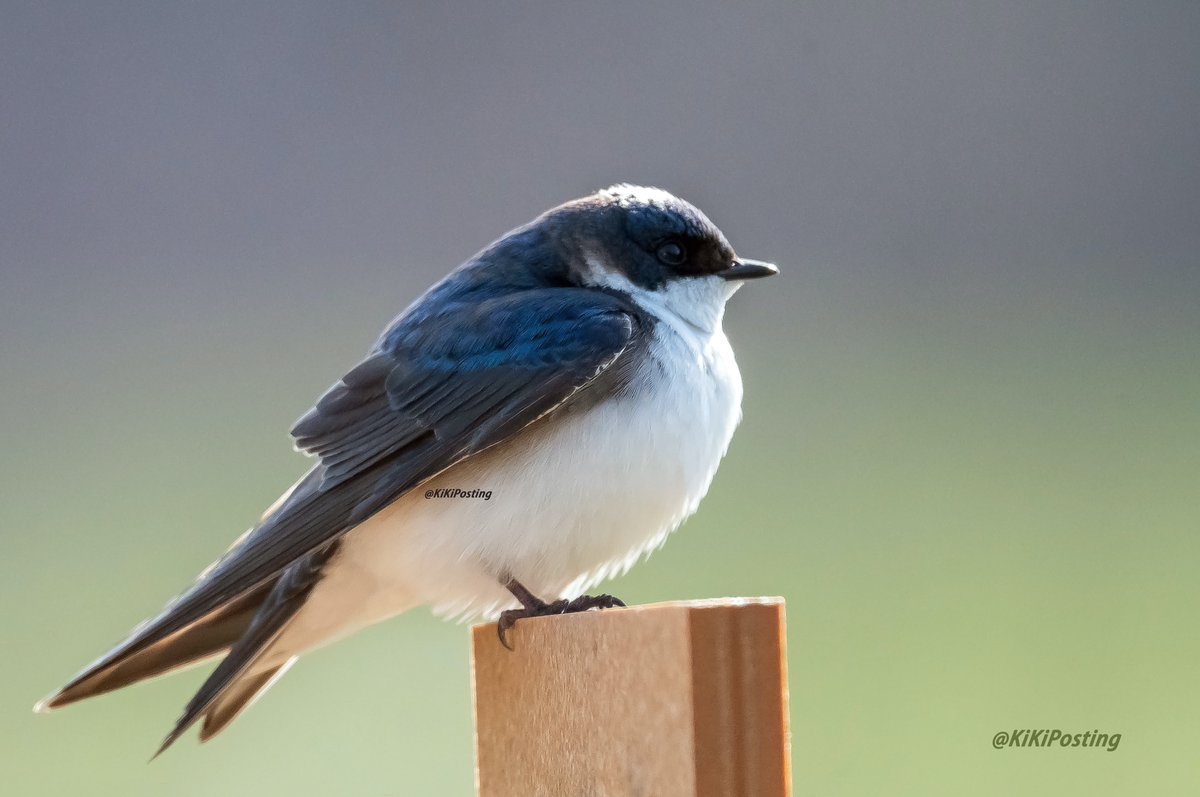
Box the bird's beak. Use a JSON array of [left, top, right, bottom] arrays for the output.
[[717, 258, 779, 281]]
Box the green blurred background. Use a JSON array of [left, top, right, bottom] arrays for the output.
[[3, 2, 1198, 794]]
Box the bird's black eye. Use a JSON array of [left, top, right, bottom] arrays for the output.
[[655, 240, 687, 266]]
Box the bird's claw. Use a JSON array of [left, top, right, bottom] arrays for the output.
[[495, 593, 626, 650], [563, 593, 625, 612]]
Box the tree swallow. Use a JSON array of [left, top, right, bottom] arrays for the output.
[[36, 184, 778, 754]]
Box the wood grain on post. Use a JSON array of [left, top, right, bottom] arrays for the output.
[[471, 598, 790, 797]]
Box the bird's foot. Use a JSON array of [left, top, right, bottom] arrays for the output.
[[496, 593, 626, 650]]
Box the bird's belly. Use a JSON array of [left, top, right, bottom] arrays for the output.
[[303, 327, 743, 628]]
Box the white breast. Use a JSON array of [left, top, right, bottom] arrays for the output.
[[279, 275, 745, 652]]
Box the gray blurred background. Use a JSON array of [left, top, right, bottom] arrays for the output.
[[3, 2, 1198, 794]]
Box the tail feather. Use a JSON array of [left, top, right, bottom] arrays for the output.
[[153, 617, 292, 757], [199, 657, 296, 742], [36, 584, 270, 712], [155, 541, 339, 756]]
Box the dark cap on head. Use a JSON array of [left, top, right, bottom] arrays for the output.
[[549, 184, 777, 290]]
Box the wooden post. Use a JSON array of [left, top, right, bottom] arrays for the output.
[[471, 597, 790, 797]]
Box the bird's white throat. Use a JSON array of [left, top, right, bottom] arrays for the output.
[[583, 254, 741, 336]]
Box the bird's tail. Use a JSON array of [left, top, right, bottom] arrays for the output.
[[198, 657, 296, 742], [152, 541, 341, 756], [37, 539, 342, 755], [34, 581, 272, 713]]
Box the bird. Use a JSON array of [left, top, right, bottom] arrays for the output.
[[35, 184, 778, 755]]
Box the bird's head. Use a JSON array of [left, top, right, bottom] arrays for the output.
[[546, 184, 777, 331]]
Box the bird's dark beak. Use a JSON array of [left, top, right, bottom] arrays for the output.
[[717, 258, 779, 281]]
